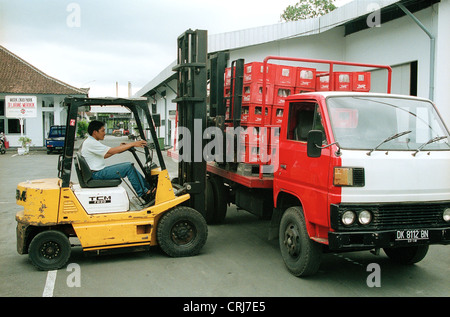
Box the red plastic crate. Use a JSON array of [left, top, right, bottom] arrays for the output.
[[224, 67, 234, 86], [242, 82, 273, 105], [352, 72, 371, 92], [316, 72, 330, 91], [241, 104, 272, 125], [239, 142, 273, 164], [269, 126, 280, 146], [274, 65, 296, 86], [295, 67, 316, 90], [243, 62, 275, 84], [273, 86, 294, 106], [239, 126, 267, 144], [271, 106, 284, 126], [240, 105, 250, 124], [334, 72, 353, 91]]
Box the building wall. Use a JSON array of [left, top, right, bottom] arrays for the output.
[[435, 0, 450, 127], [1, 94, 71, 148], [226, 4, 449, 126]]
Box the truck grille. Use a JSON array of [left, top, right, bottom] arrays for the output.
[[332, 202, 450, 231], [373, 204, 444, 228]]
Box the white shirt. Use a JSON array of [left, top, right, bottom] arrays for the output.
[[80, 135, 111, 171]]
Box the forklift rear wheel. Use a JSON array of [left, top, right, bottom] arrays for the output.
[[157, 206, 208, 257], [279, 206, 322, 277], [28, 230, 71, 271]]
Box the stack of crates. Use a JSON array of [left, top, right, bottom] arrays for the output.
[[239, 62, 275, 165], [224, 61, 371, 166]]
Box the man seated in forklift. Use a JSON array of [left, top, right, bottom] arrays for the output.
[[81, 120, 153, 203]]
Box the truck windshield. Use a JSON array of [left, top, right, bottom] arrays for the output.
[[326, 96, 450, 151]]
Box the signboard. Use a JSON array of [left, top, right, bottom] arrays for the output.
[[5, 96, 37, 118]]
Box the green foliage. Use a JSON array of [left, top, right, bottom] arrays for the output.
[[281, 0, 337, 21], [77, 120, 88, 138], [18, 136, 32, 147]]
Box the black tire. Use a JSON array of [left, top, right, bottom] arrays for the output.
[[205, 179, 216, 224], [157, 206, 208, 257], [210, 177, 227, 223], [0, 143, 5, 154], [383, 245, 429, 265], [279, 206, 322, 277], [205, 177, 228, 224], [28, 230, 71, 271]]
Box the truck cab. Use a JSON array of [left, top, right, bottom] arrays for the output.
[[275, 91, 450, 271]]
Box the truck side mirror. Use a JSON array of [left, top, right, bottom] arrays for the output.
[[307, 130, 323, 158]]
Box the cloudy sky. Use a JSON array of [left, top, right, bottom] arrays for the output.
[[0, 0, 352, 97]]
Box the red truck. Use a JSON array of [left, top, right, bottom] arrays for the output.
[[173, 30, 450, 277]]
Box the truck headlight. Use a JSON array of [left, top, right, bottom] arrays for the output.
[[342, 210, 356, 226], [333, 167, 365, 187], [358, 210, 372, 225], [444, 208, 450, 222]]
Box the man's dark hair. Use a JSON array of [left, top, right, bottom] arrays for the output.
[[88, 120, 105, 136]]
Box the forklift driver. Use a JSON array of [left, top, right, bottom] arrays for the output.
[[81, 120, 152, 203]]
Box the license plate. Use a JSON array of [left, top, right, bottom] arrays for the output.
[[395, 229, 429, 243]]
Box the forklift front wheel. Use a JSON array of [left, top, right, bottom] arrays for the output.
[[157, 206, 208, 257], [28, 230, 71, 271]]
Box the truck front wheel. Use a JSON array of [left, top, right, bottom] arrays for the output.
[[279, 206, 322, 277], [28, 230, 71, 271], [383, 245, 429, 265]]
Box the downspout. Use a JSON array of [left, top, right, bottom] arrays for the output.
[[397, 3, 435, 101]]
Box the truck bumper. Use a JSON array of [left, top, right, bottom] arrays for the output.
[[328, 227, 450, 251]]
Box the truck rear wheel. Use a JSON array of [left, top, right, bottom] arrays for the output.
[[279, 206, 322, 277], [157, 206, 208, 257], [28, 230, 71, 271], [205, 177, 227, 224], [383, 245, 429, 265]]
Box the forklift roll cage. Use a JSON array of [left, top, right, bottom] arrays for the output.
[[59, 97, 165, 188]]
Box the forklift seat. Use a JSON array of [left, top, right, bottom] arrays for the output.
[[74, 152, 122, 188]]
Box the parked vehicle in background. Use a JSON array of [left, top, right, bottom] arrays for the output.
[[0, 132, 9, 154], [45, 125, 66, 154]]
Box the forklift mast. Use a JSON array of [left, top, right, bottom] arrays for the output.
[[172, 29, 208, 216]]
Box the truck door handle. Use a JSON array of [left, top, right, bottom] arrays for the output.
[[280, 164, 287, 170]]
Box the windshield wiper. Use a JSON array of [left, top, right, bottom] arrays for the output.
[[366, 130, 412, 156], [412, 136, 448, 156]]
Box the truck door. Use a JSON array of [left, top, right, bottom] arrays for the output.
[[278, 100, 332, 228]]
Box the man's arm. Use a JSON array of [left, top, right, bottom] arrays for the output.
[[104, 140, 147, 158]]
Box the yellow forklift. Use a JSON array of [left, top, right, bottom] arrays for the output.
[[15, 97, 208, 270]]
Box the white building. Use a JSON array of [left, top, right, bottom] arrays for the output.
[[0, 45, 88, 148], [135, 0, 450, 148]]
